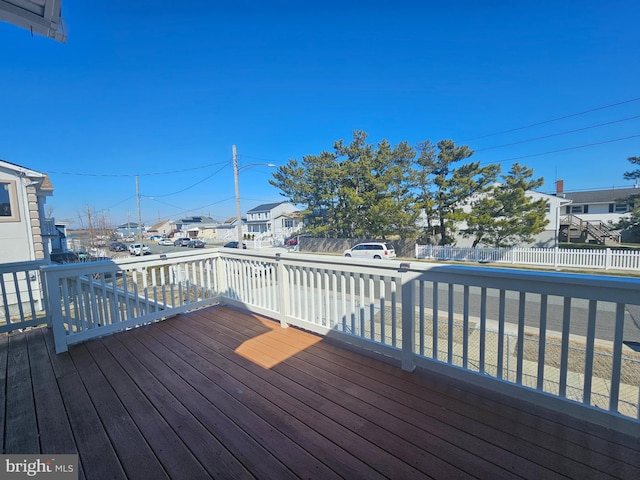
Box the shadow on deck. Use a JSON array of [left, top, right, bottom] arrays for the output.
[[1, 305, 638, 479]]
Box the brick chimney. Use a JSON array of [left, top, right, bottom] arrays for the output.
[[555, 179, 564, 195]]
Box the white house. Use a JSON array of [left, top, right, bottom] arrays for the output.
[[446, 189, 572, 248], [555, 181, 637, 244], [245, 202, 301, 243], [0, 159, 55, 263], [170, 216, 219, 241], [559, 185, 636, 225]]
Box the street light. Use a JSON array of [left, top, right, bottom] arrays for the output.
[[232, 145, 276, 248]]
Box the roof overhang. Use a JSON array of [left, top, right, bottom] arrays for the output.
[[0, 0, 66, 42]]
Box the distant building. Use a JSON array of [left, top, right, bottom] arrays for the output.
[[246, 202, 301, 242], [555, 182, 637, 244], [449, 189, 571, 248], [170, 216, 219, 240], [215, 217, 243, 242], [114, 222, 144, 238], [147, 219, 172, 237]]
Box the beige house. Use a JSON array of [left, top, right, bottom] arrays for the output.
[[0, 159, 55, 263]]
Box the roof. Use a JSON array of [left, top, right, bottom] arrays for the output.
[[149, 219, 170, 231], [561, 187, 639, 204], [247, 202, 287, 213], [0, 0, 66, 42], [0, 159, 54, 195], [1, 158, 47, 177], [176, 216, 218, 225]]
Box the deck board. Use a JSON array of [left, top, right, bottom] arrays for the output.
[[1, 305, 639, 480]]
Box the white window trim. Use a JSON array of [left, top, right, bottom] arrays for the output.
[[0, 180, 20, 222]]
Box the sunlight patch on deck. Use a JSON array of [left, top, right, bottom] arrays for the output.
[[234, 315, 322, 368]]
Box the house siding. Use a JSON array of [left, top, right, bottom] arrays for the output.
[[0, 161, 54, 263]]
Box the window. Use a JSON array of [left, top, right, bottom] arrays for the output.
[[0, 181, 20, 222], [614, 203, 629, 213], [570, 206, 583, 214]]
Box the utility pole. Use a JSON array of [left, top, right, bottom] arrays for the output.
[[136, 176, 143, 245], [86, 204, 93, 247], [233, 145, 243, 248]]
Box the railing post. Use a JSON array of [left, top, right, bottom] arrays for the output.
[[399, 262, 415, 372], [276, 253, 289, 328], [41, 266, 69, 353], [605, 248, 611, 270], [215, 255, 228, 298]]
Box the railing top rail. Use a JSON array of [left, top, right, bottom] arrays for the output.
[[403, 263, 640, 303], [0, 259, 49, 273]]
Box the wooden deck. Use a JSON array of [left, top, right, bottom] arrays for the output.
[[1, 306, 638, 480]]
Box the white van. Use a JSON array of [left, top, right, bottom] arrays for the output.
[[343, 242, 396, 260]]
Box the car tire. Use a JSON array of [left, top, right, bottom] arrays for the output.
[[344, 253, 351, 257], [374, 255, 381, 259]]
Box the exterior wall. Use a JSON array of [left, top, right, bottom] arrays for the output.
[[215, 225, 238, 241], [0, 162, 54, 264], [0, 172, 35, 263], [246, 202, 298, 237], [148, 220, 172, 236]]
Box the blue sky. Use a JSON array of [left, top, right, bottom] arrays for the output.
[[1, 1, 639, 228]]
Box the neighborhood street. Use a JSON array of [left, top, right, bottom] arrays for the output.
[[418, 284, 640, 345]]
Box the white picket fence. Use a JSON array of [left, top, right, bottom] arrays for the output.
[[416, 245, 640, 271]]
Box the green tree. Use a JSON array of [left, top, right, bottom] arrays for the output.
[[616, 155, 640, 241], [465, 163, 549, 247], [623, 155, 640, 183], [269, 130, 421, 239], [418, 139, 500, 245]]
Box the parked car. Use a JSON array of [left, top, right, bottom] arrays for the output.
[[109, 241, 127, 252], [50, 252, 80, 264], [174, 237, 191, 247], [224, 241, 247, 249], [284, 237, 298, 246], [158, 238, 174, 246], [344, 242, 396, 260], [129, 243, 151, 256], [187, 239, 205, 248]]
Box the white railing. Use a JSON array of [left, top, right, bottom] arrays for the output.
[[417, 244, 640, 271], [40, 249, 640, 434], [42, 250, 223, 353], [0, 260, 49, 332]]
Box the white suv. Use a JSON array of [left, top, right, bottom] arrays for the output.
[[344, 242, 396, 260], [129, 243, 150, 256]]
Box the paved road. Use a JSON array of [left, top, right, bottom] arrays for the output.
[[335, 277, 640, 345], [418, 284, 640, 345]]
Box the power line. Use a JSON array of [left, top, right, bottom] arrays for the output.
[[146, 196, 235, 217], [46, 160, 230, 177], [239, 154, 282, 164], [474, 115, 640, 152], [482, 133, 640, 165], [143, 162, 231, 198], [462, 97, 640, 142]]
